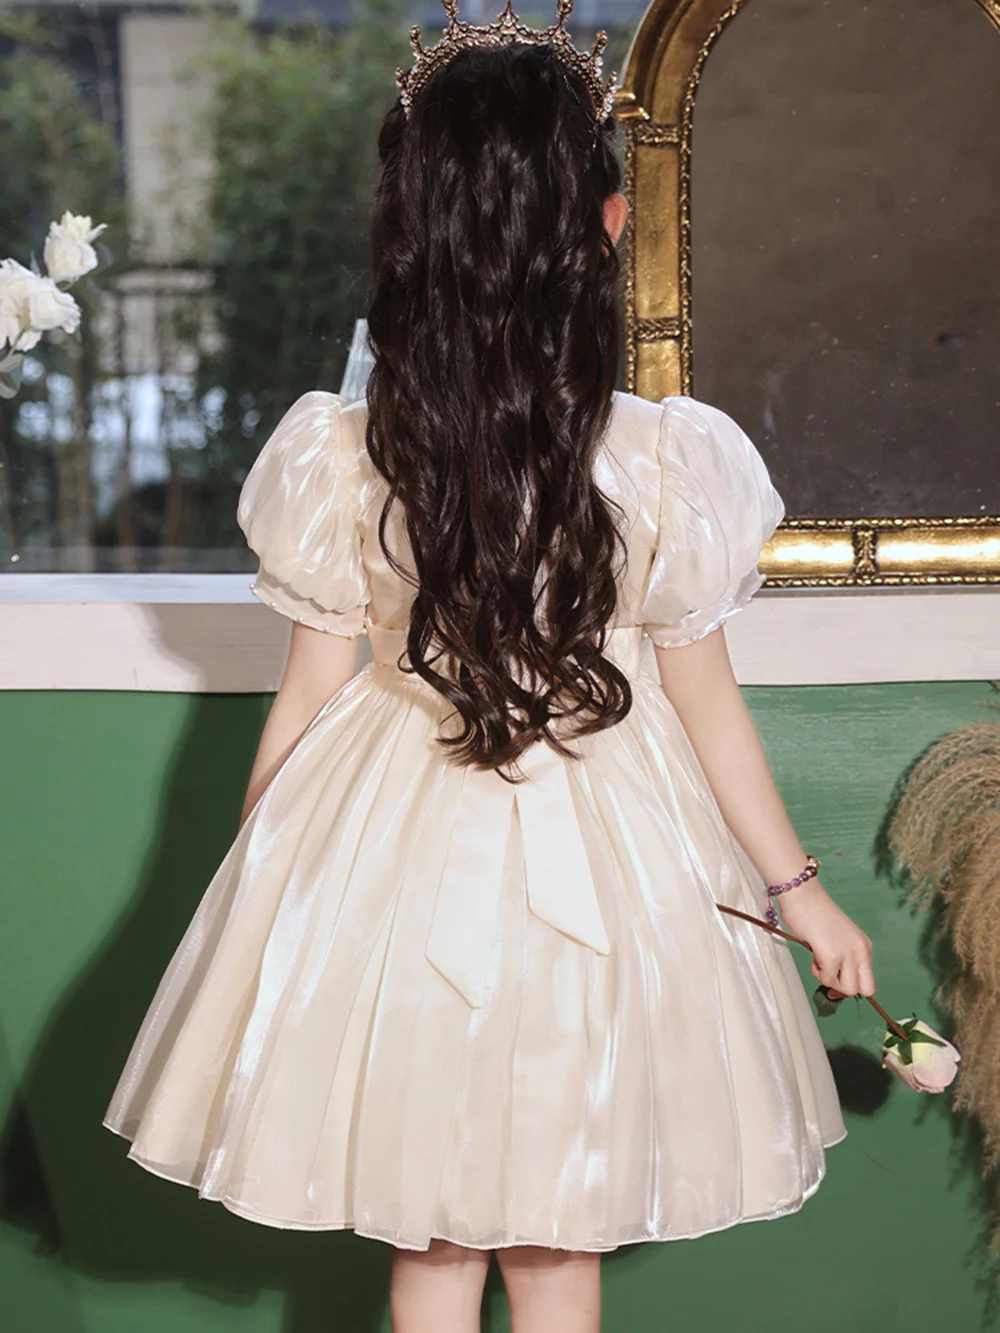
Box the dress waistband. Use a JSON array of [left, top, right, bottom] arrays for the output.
[[368, 623, 644, 680]]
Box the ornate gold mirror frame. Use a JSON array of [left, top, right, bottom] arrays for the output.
[[617, 0, 1000, 587]]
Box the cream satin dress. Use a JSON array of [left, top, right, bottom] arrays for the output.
[[103, 388, 847, 1251]]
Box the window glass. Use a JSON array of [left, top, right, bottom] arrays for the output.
[[0, 1, 642, 574]]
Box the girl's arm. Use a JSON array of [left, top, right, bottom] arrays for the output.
[[653, 626, 876, 1000], [238, 623, 361, 829]]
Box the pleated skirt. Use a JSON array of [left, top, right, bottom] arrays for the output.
[[103, 628, 846, 1251]]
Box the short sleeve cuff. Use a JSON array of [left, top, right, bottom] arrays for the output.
[[644, 567, 765, 649], [250, 568, 368, 639]]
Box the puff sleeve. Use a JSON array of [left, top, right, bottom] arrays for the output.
[[237, 390, 370, 637], [639, 396, 785, 648]]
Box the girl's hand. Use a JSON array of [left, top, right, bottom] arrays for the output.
[[774, 878, 877, 999]]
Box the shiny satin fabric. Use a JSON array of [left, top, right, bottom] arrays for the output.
[[405, 626, 641, 1009], [103, 388, 844, 1250], [233, 389, 785, 648], [104, 626, 846, 1250]]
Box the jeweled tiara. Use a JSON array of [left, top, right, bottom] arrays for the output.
[[395, 0, 618, 128]]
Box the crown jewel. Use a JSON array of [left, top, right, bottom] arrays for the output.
[[396, 0, 617, 129]]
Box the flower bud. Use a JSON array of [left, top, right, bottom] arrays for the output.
[[881, 1018, 960, 1093], [43, 211, 107, 284]]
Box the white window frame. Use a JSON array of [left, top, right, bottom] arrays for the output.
[[1, 576, 997, 691]]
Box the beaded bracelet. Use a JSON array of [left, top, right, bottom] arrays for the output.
[[765, 855, 820, 928]]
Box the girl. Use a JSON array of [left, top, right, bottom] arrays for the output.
[[104, 4, 876, 1331]]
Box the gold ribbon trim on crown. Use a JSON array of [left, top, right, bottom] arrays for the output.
[[396, 0, 618, 127]]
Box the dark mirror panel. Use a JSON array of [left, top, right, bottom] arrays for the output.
[[690, 0, 1000, 519]]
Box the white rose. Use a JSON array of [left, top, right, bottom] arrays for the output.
[[27, 276, 80, 336], [43, 211, 107, 284], [0, 258, 42, 352], [0, 258, 81, 351]]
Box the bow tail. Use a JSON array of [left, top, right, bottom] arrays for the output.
[[425, 744, 611, 1009], [515, 742, 611, 956], [424, 767, 514, 1008]]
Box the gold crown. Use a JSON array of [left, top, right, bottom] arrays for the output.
[[396, 0, 617, 128]]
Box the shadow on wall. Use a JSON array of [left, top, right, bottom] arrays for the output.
[[0, 606, 390, 1332], [4, 602, 1000, 1330]]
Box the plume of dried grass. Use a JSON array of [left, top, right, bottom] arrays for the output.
[[888, 714, 1000, 1252]]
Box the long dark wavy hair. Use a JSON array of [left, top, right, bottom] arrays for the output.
[[366, 41, 630, 779]]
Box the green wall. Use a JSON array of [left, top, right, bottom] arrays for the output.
[[1, 683, 996, 1332]]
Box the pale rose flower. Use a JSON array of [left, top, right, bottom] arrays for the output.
[[26, 276, 80, 337], [43, 211, 107, 284], [881, 1019, 960, 1093], [0, 258, 43, 351]]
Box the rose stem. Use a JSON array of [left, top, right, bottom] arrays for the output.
[[716, 903, 910, 1041]]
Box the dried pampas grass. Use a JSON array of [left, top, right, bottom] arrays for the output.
[[888, 710, 1000, 1252]]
